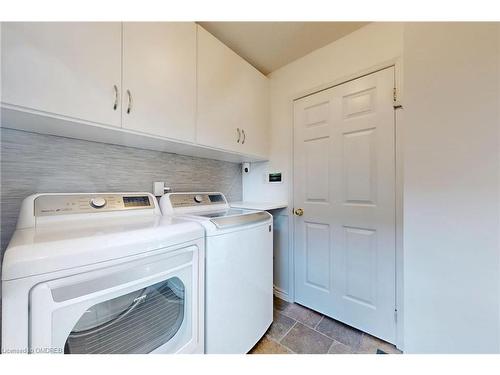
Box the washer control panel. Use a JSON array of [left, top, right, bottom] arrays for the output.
[[169, 193, 227, 208], [35, 193, 153, 216]]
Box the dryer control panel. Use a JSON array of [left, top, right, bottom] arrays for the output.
[[34, 193, 154, 217]]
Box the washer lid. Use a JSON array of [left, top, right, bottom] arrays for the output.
[[196, 208, 250, 218], [2, 215, 204, 281], [209, 211, 271, 229]]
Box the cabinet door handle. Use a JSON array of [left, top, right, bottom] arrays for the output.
[[126, 89, 133, 114], [242, 129, 246, 144], [113, 85, 119, 111], [237, 128, 241, 143]]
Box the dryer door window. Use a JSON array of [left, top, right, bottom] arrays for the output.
[[29, 247, 200, 354], [64, 277, 185, 354]]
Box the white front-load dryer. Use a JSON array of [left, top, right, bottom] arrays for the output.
[[1, 192, 205, 354]]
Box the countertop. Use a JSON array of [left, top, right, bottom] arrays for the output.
[[230, 201, 288, 211]]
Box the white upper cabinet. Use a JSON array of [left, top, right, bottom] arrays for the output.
[[122, 23, 196, 142], [1, 22, 269, 162], [196, 26, 269, 158], [1, 22, 122, 127]]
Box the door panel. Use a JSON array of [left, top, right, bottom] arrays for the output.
[[344, 226, 377, 307], [343, 128, 376, 204], [343, 87, 376, 118], [304, 222, 331, 291], [305, 137, 330, 201], [1, 22, 122, 127], [294, 67, 396, 343], [122, 22, 196, 142], [304, 101, 330, 126]]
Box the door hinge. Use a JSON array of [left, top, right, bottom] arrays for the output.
[[394, 308, 398, 323], [393, 87, 402, 109]]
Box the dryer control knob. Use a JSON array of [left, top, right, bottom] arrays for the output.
[[90, 197, 107, 208], [194, 195, 203, 203]]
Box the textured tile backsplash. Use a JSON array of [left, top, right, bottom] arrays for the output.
[[0, 128, 242, 253]]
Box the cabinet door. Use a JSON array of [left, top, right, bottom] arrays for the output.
[[238, 72, 269, 158], [1, 22, 122, 127], [196, 26, 269, 157], [122, 23, 196, 142]]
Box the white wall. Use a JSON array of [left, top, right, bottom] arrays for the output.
[[498, 24, 500, 344], [403, 23, 500, 353], [243, 21, 404, 300]]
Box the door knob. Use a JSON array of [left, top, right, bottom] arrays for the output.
[[294, 208, 304, 216]]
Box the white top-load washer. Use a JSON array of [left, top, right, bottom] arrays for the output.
[[2, 192, 205, 354], [160, 192, 273, 354]]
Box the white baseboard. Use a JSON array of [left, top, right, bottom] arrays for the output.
[[273, 285, 291, 302]]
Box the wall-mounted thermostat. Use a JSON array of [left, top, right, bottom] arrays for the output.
[[268, 172, 282, 183]]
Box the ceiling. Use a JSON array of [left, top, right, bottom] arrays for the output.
[[198, 22, 368, 75]]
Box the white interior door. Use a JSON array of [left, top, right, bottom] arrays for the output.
[[293, 67, 396, 343]]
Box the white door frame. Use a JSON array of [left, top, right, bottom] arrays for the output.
[[287, 57, 404, 350]]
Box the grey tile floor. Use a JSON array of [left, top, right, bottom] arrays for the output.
[[249, 296, 402, 354]]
